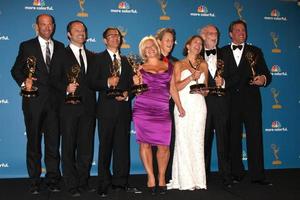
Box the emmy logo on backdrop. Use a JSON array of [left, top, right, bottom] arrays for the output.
[[271, 32, 281, 53], [77, 0, 88, 17], [65, 64, 82, 104], [234, 1, 245, 21], [21, 56, 38, 98], [271, 88, 282, 109], [127, 53, 148, 95], [271, 144, 282, 165], [158, 0, 170, 20], [245, 51, 258, 83], [118, 26, 130, 49]]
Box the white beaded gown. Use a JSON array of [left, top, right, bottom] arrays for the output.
[[167, 70, 207, 190]]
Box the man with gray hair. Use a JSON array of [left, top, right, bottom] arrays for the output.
[[200, 24, 232, 188]]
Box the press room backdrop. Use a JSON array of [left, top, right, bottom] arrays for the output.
[[0, 0, 300, 178]]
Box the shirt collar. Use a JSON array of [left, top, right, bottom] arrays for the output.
[[107, 49, 120, 59], [69, 43, 84, 52], [231, 42, 245, 50], [38, 36, 52, 46]]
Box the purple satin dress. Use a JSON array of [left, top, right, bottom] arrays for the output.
[[133, 65, 173, 146]]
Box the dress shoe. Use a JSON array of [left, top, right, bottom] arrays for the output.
[[223, 182, 232, 189], [112, 185, 142, 193], [147, 186, 156, 195], [125, 186, 142, 194], [68, 188, 81, 197], [251, 180, 273, 186], [47, 183, 61, 192], [78, 185, 96, 193], [232, 176, 242, 184], [157, 186, 167, 195], [29, 184, 40, 195], [97, 187, 108, 198]]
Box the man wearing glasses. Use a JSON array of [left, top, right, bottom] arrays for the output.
[[89, 27, 140, 197]]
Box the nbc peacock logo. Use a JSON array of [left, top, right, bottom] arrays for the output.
[[118, 1, 130, 9], [271, 121, 281, 128], [111, 1, 137, 14], [265, 120, 288, 132], [270, 65, 287, 76], [271, 9, 280, 17], [197, 6, 208, 13], [264, 8, 287, 21], [33, 0, 45, 6], [25, 0, 53, 10], [190, 5, 215, 17]]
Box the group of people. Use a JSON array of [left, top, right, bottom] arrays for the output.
[[11, 13, 272, 198]]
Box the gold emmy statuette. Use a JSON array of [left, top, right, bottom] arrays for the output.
[[245, 51, 258, 83], [271, 32, 281, 53], [234, 1, 244, 21], [127, 53, 148, 95], [21, 56, 38, 98], [106, 56, 124, 97], [77, 0, 88, 17], [210, 59, 225, 96], [271, 88, 282, 109], [158, 0, 170, 20], [271, 144, 282, 165], [189, 56, 206, 94], [118, 27, 130, 49], [65, 64, 82, 104]]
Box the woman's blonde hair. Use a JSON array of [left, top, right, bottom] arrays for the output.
[[139, 35, 161, 62]]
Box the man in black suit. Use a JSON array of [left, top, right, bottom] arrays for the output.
[[89, 27, 139, 197], [200, 24, 232, 188], [222, 20, 272, 186], [11, 14, 63, 194], [50, 20, 96, 197]]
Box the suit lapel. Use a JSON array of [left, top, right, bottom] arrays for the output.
[[66, 46, 80, 67]]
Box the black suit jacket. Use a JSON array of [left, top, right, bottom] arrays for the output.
[[222, 44, 271, 111], [89, 50, 133, 119], [11, 37, 65, 110], [50, 46, 96, 115], [201, 47, 224, 88]]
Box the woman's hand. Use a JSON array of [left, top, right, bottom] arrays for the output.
[[178, 106, 185, 117]]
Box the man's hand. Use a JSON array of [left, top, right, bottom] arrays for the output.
[[25, 77, 37, 91], [67, 82, 79, 94], [214, 76, 224, 87], [250, 75, 266, 86], [115, 91, 128, 101], [108, 76, 120, 87]]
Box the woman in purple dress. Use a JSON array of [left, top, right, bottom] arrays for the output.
[[132, 36, 185, 194]]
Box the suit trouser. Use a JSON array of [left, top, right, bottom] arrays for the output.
[[229, 94, 265, 181], [61, 105, 95, 190], [204, 96, 231, 182], [23, 97, 60, 184], [97, 116, 130, 189]]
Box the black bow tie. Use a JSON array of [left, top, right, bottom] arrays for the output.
[[232, 45, 243, 50], [205, 49, 216, 56]]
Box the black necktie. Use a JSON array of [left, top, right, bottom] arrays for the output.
[[79, 49, 85, 74], [45, 41, 51, 72], [205, 49, 216, 56], [232, 45, 243, 50], [113, 54, 119, 72]]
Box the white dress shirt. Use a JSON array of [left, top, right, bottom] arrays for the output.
[[69, 43, 87, 73], [231, 42, 245, 66], [38, 36, 53, 64]]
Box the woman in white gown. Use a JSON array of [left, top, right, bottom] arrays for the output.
[[167, 35, 208, 190]]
